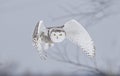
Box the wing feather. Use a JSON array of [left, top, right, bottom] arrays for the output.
[[64, 19, 95, 57], [32, 20, 46, 51]]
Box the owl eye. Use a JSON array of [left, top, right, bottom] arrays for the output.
[[54, 34, 56, 36], [59, 34, 62, 36]]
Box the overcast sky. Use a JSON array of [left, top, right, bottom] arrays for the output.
[[0, 0, 120, 75]]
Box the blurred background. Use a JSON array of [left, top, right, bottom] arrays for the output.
[[0, 0, 120, 76]]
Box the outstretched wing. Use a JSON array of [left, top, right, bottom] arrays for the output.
[[63, 19, 95, 58], [32, 20, 46, 51], [32, 20, 48, 60]]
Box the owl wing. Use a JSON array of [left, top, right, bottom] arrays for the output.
[[32, 20, 46, 51], [63, 19, 95, 58]]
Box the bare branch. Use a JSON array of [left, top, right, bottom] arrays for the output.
[[49, 0, 120, 74], [52, 0, 119, 27], [51, 56, 102, 73]]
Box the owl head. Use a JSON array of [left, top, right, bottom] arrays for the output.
[[49, 27, 66, 43]]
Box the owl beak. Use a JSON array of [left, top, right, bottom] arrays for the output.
[[56, 36, 58, 39]]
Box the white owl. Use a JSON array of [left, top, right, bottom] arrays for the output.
[[32, 19, 95, 60]]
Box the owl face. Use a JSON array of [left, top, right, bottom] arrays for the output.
[[50, 29, 66, 43]]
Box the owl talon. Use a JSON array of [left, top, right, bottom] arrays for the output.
[[39, 55, 47, 60]]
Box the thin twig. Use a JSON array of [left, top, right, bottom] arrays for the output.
[[62, 42, 70, 61], [51, 57, 101, 73]]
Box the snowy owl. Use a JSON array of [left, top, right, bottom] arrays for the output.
[[32, 19, 95, 60]]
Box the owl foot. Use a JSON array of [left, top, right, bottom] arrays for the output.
[[39, 54, 47, 60]]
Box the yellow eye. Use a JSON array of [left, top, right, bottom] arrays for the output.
[[54, 34, 56, 36], [59, 34, 62, 36]]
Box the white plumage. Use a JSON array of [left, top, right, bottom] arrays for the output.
[[32, 21, 50, 59], [32, 19, 95, 59], [63, 19, 95, 57]]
